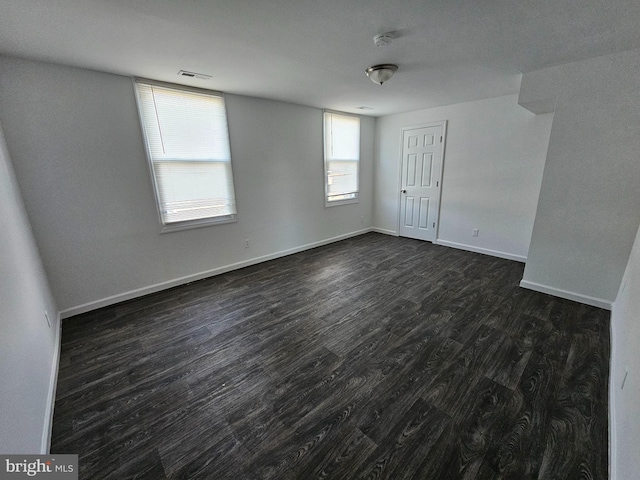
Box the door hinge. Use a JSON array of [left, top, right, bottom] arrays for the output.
[[440, 136, 443, 142], [436, 181, 439, 187], [433, 222, 436, 228]]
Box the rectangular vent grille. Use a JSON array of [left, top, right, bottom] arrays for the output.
[[177, 70, 212, 80]]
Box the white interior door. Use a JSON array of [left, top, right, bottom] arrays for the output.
[[399, 124, 444, 242]]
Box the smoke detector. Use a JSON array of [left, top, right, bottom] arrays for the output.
[[373, 33, 393, 47]]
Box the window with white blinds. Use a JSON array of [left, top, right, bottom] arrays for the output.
[[134, 79, 237, 231], [323, 111, 360, 206]]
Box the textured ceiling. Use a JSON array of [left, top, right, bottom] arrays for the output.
[[1, 0, 639, 116]]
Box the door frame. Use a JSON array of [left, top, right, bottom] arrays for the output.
[[397, 120, 448, 241]]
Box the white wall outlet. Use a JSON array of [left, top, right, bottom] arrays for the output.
[[244, 239, 250, 248], [44, 311, 51, 328], [472, 228, 479, 237]]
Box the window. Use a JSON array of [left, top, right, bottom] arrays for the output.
[[323, 111, 360, 206], [134, 79, 237, 232]]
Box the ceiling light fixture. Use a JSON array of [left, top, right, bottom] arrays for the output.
[[365, 64, 398, 85]]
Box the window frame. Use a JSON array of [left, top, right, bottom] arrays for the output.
[[323, 110, 361, 208], [133, 78, 237, 233]]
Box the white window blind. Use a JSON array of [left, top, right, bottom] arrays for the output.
[[324, 111, 360, 206], [134, 80, 236, 229]]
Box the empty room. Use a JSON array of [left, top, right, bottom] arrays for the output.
[[1, 1, 639, 479]]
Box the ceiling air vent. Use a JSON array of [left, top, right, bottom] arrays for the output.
[[177, 70, 212, 80]]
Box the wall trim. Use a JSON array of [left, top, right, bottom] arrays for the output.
[[41, 312, 61, 453], [371, 227, 398, 236], [435, 239, 527, 263], [609, 302, 617, 480], [519, 279, 613, 310], [60, 229, 372, 319]]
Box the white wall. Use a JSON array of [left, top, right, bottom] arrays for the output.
[[610, 223, 640, 480], [0, 117, 59, 453], [520, 49, 640, 306], [0, 56, 374, 315], [374, 94, 553, 261]]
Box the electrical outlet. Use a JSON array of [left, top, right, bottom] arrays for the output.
[[472, 228, 479, 237], [244, 239, 250, 248], [45, 311, 51, 328]]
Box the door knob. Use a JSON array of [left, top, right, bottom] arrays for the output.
[[401, 189, 407, 193]]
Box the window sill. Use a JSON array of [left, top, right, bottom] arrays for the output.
[[159, 215, 237, 234], [325, 198, 359, 208]]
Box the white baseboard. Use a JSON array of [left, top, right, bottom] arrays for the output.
[[371, 227, 398, 236], [435, 239, 527, 263], [519, 280, 612, 310], [41, 312, 61, 454], [60, 229, 373, 319]]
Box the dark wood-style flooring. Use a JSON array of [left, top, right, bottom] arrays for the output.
[[51, 233, 610, 479]]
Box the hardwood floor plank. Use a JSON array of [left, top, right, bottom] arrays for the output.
[[483, 330, 534, 390], [472, 353, 561, 478], [354, 398, 451, 480], [290, 424, 377, 480], [419, 424, 487, 480], [243, 406, 362, 480], [353, 336, 463, 444], [537, 340, 609, 478], [423, 377, 524, 480], [158, 421, 246, 479], [447, 291, 505, 346]]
